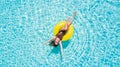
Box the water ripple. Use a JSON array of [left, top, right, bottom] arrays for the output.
[[0, 0, 119, 67]]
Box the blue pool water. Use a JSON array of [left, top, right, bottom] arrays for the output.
[[0, 0, 120, 67]]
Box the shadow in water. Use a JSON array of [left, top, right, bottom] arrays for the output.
[[48, 40, 71, 60]]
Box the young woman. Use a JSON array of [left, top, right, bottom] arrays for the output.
[[44, 12, 76, 58]]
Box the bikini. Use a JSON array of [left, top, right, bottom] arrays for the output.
[[56, 29, 67, 40], [52, 29, 67, 46]]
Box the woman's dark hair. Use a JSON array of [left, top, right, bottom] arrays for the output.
[[52, 41, 58, 47]]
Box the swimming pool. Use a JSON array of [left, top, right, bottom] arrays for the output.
[[0, 0, 120, 67]]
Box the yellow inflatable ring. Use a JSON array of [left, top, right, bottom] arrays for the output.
[[53, 21, 74, 41]]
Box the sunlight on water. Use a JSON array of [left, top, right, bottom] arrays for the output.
[[0, 0, 120, 67]]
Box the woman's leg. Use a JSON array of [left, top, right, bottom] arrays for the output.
[[66, 11, 76, 25], [60, 12, 77, 32], [60, 23, 69, 31], [66, 12, 76, 27]]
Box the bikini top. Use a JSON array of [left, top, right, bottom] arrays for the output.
[[52, 29, 67, 47]]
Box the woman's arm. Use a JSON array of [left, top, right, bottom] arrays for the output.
[[43, 36, 56, 45], [59, 41, 64, 59]]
